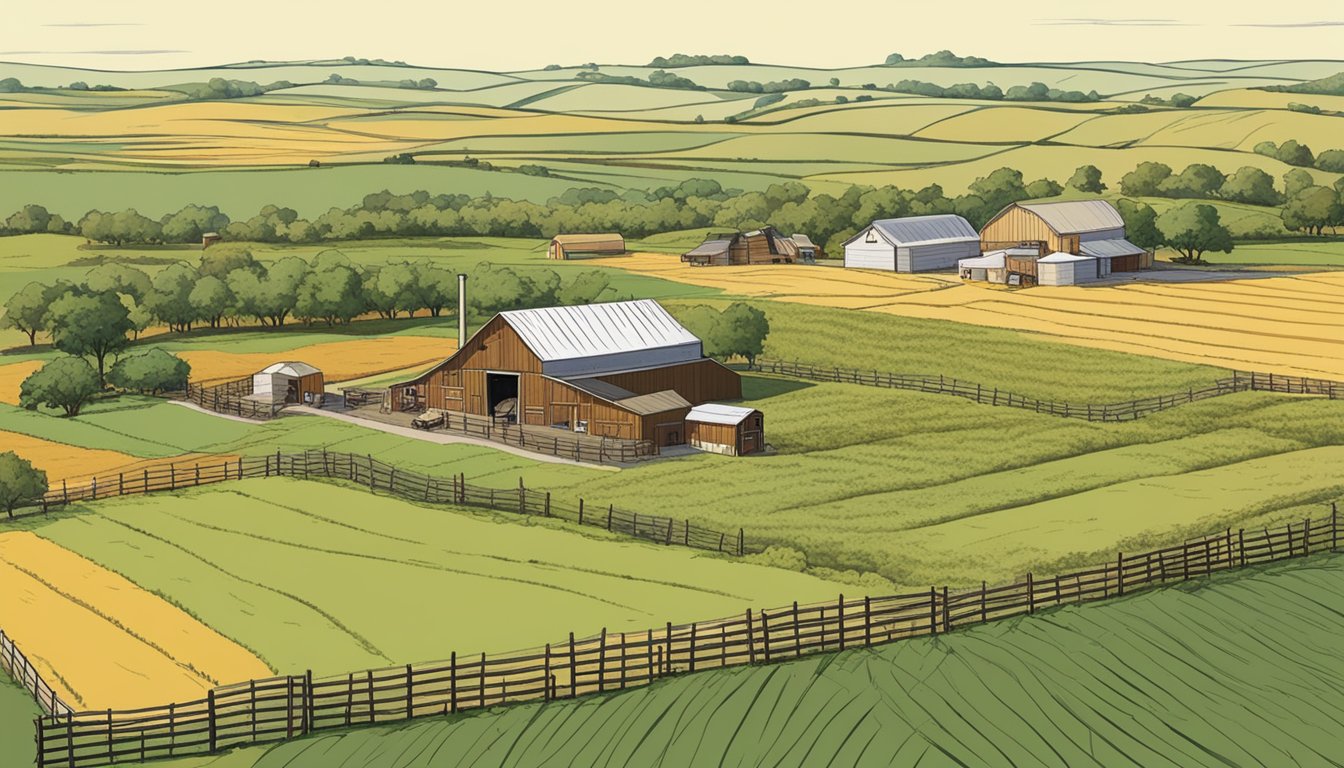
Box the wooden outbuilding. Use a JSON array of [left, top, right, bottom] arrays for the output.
[[201, 232, 222, 249], [843, 215, 981, 272], [682, 227, 800, 266], [387, 299, 741, 447], [978, 200, 1151, 285], [547, 233, 625, 260], [686, 404, 765, 456], [251, 362, 324, 406]]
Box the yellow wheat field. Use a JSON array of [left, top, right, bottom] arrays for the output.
[[0, 360, 43, 406], [181, 335, 453, 385], [0, 429, 238, 485], [0, 532, 271, 709], [600, 254, 1344, 378]]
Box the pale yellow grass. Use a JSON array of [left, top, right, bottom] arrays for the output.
[[0, 532, 270, 709], [912, 106, 1098, 144], [0, 429, 238, 484], [597, 254, 1344, 378], [181, 335, 453, 385]]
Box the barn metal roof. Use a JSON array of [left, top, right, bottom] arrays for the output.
[[615, 390, 691, 416], [501, 300, 702, 374], [687, 403, 757, 425], [1017, 200, 1125, 235], [790, 234, 818, 248], [1079, 238, 1145, 258], [854, 215, 980, 247], [959, 252, 1006, 268], [1038, 252, 1096, 264], [259, 361, 320, 377], [551, 233, 625, 249], [685, 239, 731, 257], [561, 376, 637, 401]]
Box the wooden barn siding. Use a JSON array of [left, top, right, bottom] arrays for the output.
[[598, 359, 741, 404], [980, 207, 1078, 254], [687, 420, 738, 447], [298, 373, 325, 403]]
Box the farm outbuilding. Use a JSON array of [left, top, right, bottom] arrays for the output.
[[201, 232, 221, 249], [978, 200, 1152, 284], [1037, 252, 1101, 286], [843, 215, 981, 272], [789, 234, 822, 262], [686, 404, 765, 456], [251, 362, 324, 405], [547, 234, 625, 260], [683, 227, 799, 266], [386, 299, 742, 448]]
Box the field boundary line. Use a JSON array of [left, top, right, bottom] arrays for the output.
[[20, 503, 1343, 768], [750, 359, 1344, 421]]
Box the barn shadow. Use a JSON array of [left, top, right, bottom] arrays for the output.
[[741, 374, 813, 401]]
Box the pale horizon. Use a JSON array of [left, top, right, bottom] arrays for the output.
[[7, 0, 1344, 73]]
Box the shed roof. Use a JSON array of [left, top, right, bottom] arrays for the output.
[[791, 234, 818, 248], [551, 233, 624, 249], [1038, 251, 1096, 264], [616, 390, 691, 416], [259, 361, 320, 377], [852, 215, 979, 247], [1015, 200, 1125, 235], [561, 376, 637, 402], [687, 403, 758, 425], [501, 299, 701, 365], [959, 252, 1006, 269], [1080, 238, 1146, 258]]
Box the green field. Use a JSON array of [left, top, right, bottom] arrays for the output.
[[0, 675, 39, 766], [25, 478, 850, 676], [129, 550, 1344, 768]]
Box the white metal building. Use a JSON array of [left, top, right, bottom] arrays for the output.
[[1037, 252, 1101, 286], [500, 299, 704, 378], [251, 362, 324, 405], [843, 214, 981, 272]]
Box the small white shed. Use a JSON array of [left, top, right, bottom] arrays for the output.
[[1037, 252, 1101, 286], [958, 251, 1007, 283], [252, 362, 324, 405], [843, 215, 981, 272]]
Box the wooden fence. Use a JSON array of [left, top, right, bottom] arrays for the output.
[[0, 628, 70, 717], [182, 376, 283, 420], [408, 410, 657, 465], [7, 450, 746, 557], [751, 359, 1343, 421], [28, 506, 1341, 767]]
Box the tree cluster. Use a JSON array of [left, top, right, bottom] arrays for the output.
[[727, 78, 811, 94], [883, 51, 995, 67], [171, 78, 291, 100], [576, 70, 703, 90], [676, 303, 770, 365], [888, 79, 1100, 103], [0, 452, 47, 517], [648, 54, 750, 67], [1253, 139, 1344, 173]]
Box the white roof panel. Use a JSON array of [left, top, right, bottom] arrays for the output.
[[1080, 238, 1146, 258], [501, 300, 702, 376], [1038, 252, 1096, 264], [1017, 200, 1124, 234], [687, 403, 756, 425], [260, 361, 320, 377], [959, 252, 1006, 268], [868, 215, 979, 247]]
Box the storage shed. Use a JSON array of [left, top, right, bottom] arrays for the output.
[[686, 404, 765, 456], [252, 362, 324, 405], [1037, 252, 1101, 286], [843, 215, 981, 272], [547, 234, 625, 260], [683, 227, 798, 266], [790, 234, 822, 262], [980, 200, 1151, 274]]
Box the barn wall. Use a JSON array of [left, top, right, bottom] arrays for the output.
[[981, 207, 1069, 252], [844, 233, 897, 271], [1078, 227, 1126, 243], [298, 373, 325, 404], [598, 359, 740, 404], [908, 241, 981, 271], [1038, 262, 1072, 286]]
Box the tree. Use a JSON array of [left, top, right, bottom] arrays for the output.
[[416, 265, 458, 318], [145, 263, 200, 332], [0, 452, 47, 518], [189, 275, 235, 328], [1284, 168, 1316, 198], [84, 263, 151, 300], [107, 349, 191, 394], [19, 356, 101, 416], [556, 270, 609, 305], [1, 281, 65, 346], [198, 245, 260, 278], [1156, 203, 1233, 263], [1067, 165, 1106, 193], [45, 292, 132, 382], [1025, 178, 1063, 199], [1220, 167, 1282, 206], [4, 204, 52, 233], [1316, 149, 1344, 173], [1282, 186, 1343, 235], [675, 305, 726, 357], [77, 209, 161, 245], [1158, 163, 1225, 198], [968, 168, 1028, 213], [1116, 199, 1163, 250], [363, 264, 421, 318], [295, 265, 364, 325], [713, 303, 770, 366], [1275, 139, 1315, 168], [160, 205, 229, 243], [1119, 162, 1173, 196], [1169, 93, 1197, 108]]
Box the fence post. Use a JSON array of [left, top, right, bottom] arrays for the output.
[[368, 455, 375, 490], [449, 652, 458, 713], [61, 480, 68, 505], [928, 587, 938, 635], [761, 611, 771, 663], [545, 492, 551, 517], [305, 669, 315, 734], [597, 628, 607, 692], [745, 610, 756, 663], [519, 478, 525, 515], [208, 689, 217, 751], [1303, 517, 1311, 556], [569, 633, 577, 698], [1026, 573, 1035, 614], [738, 528, 745, 556], [276, 450, 282, 477], [578, 498, 584, 525], [863, 597, 872, 646], [1238, 528, 1247, 566], [980, 581, 988, 622], [665, 518, 673, 545], [1333, 503, 1339, 551], [837, 595, 846, 651], [405, 664, 413, 719], [942, 586, 951, 632], [687, 623, 697, 672], [34, 716, 43, 768], [1116, 553, 1124, 596], [607, 505, 613, 531]]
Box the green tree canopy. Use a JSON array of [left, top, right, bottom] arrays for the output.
[[1116, 199, 1163, 250], [1156, 203, 1233, 264], [198, 245, 260, 279], [107, 349, 191, 394], [1282, 186, 1343, 236], [188, 275, 235, 328], [146, 263, 201, 332], [712, 303, 770, 366], [1220, 167, 1282, 206], [1, 281, 66, 346], [83, 263, 152, 301], [0, 452, 47, 517], [1284, 168, 1317, 198], [19, 356, 102, 417], [1119, 162, 1174, 196], [296, 264, 365, 325], [46, 291, 132, 381], [1066, 165, 1106, 193], [968, 168, 1028, 213]]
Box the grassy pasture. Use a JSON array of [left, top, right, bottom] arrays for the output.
[[130, 551, 1344, 768]]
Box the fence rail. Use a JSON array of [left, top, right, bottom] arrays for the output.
[[0, 629, 69, 717], [182, 376, 282, 420], [751, 359, 1343, 421], [7, 450, 747, 558], [26, 506, 1342, 768], [407, 409, 658, 465]]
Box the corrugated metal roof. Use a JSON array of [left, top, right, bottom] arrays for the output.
[[1017, 200, 1124, 235], [1080, 238, 1145, 258], [616, 390, 691, 416], [866, 215, 979, 246], [561, 377, 636, 402], [1038, 252, 1096, 264], [687, 403, 757, 425], [501, 299, 701, 364], [791, 234, 817, 248], [551, 233, 624, 250], [959, 252, 1006, 268], [260, 361, 320, 377], [685, 239, 731, 257]]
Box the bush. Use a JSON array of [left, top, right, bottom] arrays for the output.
[[108, 349, 191, 394], [19, 356, 102, 417]]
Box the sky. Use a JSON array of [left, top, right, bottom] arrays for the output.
[[6, 0, 1344, 71]]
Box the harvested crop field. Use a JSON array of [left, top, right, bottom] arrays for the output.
[[603, 255, 1344, 378], [0, 429, 236, 483], [0, 532, 270, 709], [0, 360, 42, 405], [180, 336, 453, 385]]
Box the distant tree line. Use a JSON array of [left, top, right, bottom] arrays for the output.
[[1263, 71, 1344, 96], [168, 78, 292, 100], [576, 70, 704, 90], [885, 79, 1101, 103], [649, 54, 750, 67], [884, 51, 995, 67], [1253, 139, 1344, 173], [0, 78, 123, 92], [727, 78, 811, 94]]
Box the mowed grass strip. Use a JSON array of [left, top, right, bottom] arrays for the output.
[[0, 532, 270, 709], [34, 479, 852, 676], [140, 553, 1344, 768]]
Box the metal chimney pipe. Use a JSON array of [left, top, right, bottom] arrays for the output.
[[457, 274, 468, 349]]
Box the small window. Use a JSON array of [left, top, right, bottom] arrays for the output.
[[864, 229, 878, 244], [575, 420, 589, 434]]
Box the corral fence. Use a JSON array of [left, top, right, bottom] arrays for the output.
[[751, 359, 1344, 422], [181, 376, 283, 420], [403, 409, 657, 465], [28, 507, 1342, 768], [5, 451, 746, 557], [0, 629, 70, 717]]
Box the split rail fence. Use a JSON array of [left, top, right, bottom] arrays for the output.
[[1, 629, 70, 717], [407, 409, 657, 465], [751, 359, 1343, 422], [7, 450, 746, 557], [181, 376, 282, 420], [27, 507, 1342, 767]]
